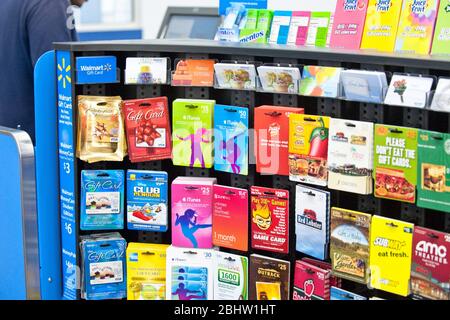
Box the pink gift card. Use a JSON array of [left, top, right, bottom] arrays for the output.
[[293, 259, 331, 300], [330, 0, 369, 50], [171, 177, 216, 249], [287, 11, 311, 46]]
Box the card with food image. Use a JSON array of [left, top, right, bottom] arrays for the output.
[[214, 63, 257, 90], [330, 208, 371, 284], [289, 114, 330, 186], [417, 130, 450, 213], [374, 125, 418, 203], [257, 65, 301, 94]]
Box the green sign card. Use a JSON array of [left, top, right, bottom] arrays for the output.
[[417, 130, 450, 213], [374, 125, 418, 203], [431, 0, 450, 55]]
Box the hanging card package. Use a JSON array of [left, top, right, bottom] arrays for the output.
[[171, 177, 216, 249], [293, 259, 331, 300], [80, 233, 127, 300], [251, 186, 289, 254], [166, 246, 214, 300], [295, 185, 330, 260], [411, 227, 450, 300], [330, 287, 366, 300], [417, 130, 450, 213], [76, 95, 127, 163], [213, 185, 249, 252], [254, 105, 304, 176], [214, 104, 249, 175], [214, 252, 249, 300], [328, 119, 374, 194], [330, 208, 371, 284], [374, 124, 418, 203], [249, 254, 290, 300], [172, 99, 215, 168], [289, 114, 330, 186], [126, 243, 169, 300], [127, 170, 168, 232], [369, 215, 414, 297], [80, 170, 125, 231], [123, 97, 172, 163]]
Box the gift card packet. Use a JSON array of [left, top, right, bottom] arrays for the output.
[[287, 11, 311, 46], [411, 226, 450, 300], [417, 130, 450, 213], [257, 66, 301, 94], [214, 252, 249, 300], [341, 70, 387, 103], [125, 57, 169, 85], [432, 0, 450, 55], [330, 207, 371, 284], [251, 186, 289, 254], [80, 233, 126, 300], [369, 216, 414, 297], [214, 104, 249, 175], [126, 243, 169, 300], [127, 170, 168, 232], [172, 99, 215, 168], [80, 170, 124, 230], [172, 59, 215, 87], [306, 12, 332, 47], [330, 286, 366, 300], [166, 246, 214, 300], [213, 185, 249, 252], [254, 106, 304, 176], [295, 185, 330, 260], [384, 74, 434, 108], [328, 118, 374, 194], [374, 125, 418, 203], [299, 66, 342, 98], [171, 177, 216, 249], [293, 259, 330, 300], [289, 114, 330, 186], [214, 63, 257, 90], [430, 78, 450, 112], [249, 254, 290, 300]]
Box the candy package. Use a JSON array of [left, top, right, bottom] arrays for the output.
[[123, 97, 171, 163], [126, 243, 168, 300], [80, 170, 125, 230], [76, 95, 127, 163], [80, 233, 127, 300], [127, 170, 168, 232]]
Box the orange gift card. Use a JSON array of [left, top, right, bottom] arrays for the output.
[[172, 59, 215, 87]]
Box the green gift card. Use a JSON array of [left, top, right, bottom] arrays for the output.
[[307, 12, 332, 48], [417, 130, 450, 213], [431, 0, 450, 55], [373, 125, 418, 203], [172, 99, 215, 168]]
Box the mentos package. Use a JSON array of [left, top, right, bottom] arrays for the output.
[[123, 97, 172, 163], [127, 170, 168, 232], [214, 252, 249, 300], [293, 259, 331, 300], [172, 99, 215, 169], [213, 185, 248, 252], [254, 106, 304, 176], [411, 227, 450, 300], [171, 177, 216, 249], [214, 104, 249, 175], [295, 185, 330, 260], [80, 233, 127, 300], [251, 186, 289, 254], [80, 170, 124, 230], [166, 246, 214, 300], [127, 243, 168, 300]]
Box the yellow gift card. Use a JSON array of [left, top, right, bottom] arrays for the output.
[[288, 114, 330, 186], [361, 0, 404, 52], [126, 243, 169, 300], [369, 216, 414, 296]]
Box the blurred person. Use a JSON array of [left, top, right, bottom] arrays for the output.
[[0, 0, 87, 142]]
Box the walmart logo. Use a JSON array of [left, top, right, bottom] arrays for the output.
[[58, 58, 71, 89]]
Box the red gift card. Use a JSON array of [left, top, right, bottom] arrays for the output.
[[123, 97, 172, 163], [411, 226, 450, 300], [254, 106, 304, 176], [251, 186, 289, 254], [293, 260, 330, 300], [301, 258, 342, 289]]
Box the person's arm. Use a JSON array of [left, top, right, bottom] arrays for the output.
[[27, 0, 78, 67]]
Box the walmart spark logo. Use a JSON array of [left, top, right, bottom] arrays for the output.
[[58, 58, 71, 89]]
